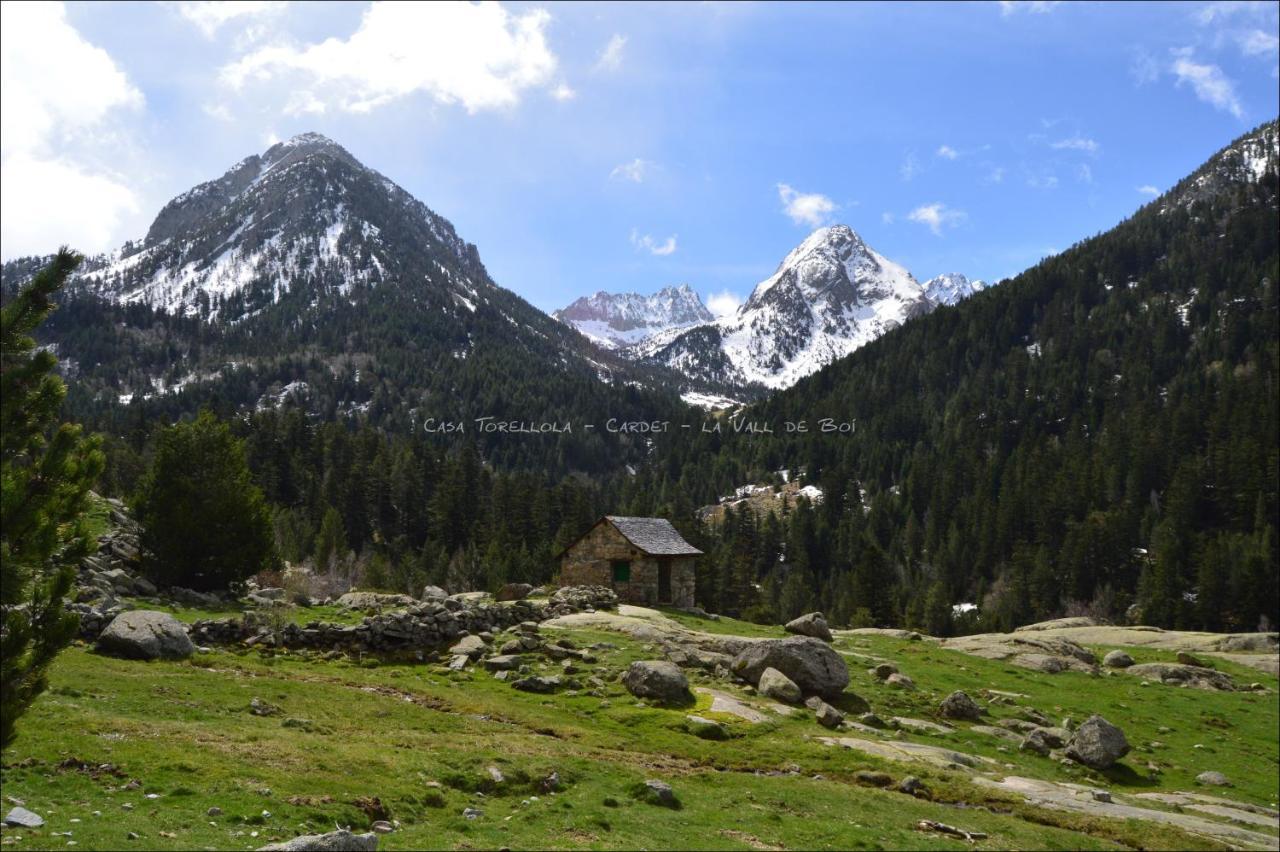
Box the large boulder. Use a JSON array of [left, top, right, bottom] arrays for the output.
[[1102, 650, 1134, 668], [1064, 715, 1130, 769], [784, 612, 833, 642], [1125, 662, 1236, 691], [96, 610, 194, 660], [731, 636, 849, 699], [449, 635, 487, 659], [336, 592, 414, 610], [758, 667, 803, 704], [939, 690, 983, 721], [258, 829, 378, 851], [622, 661, 691, 704]]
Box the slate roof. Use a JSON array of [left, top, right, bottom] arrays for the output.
[[605, 516, 703, 556]]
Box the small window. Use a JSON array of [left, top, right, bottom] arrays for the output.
[[611, 560, 631, 583]]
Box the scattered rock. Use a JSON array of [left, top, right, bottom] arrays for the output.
[[1176, 651, 1209, 667], [369, 821, 393, 834], [512, 676, 561, 693], [1065, 715, 1130, 769], [804, 696, 844, 729], [686, 715, 729, 740], [1196, 771, 1231, 787], [638, 780, 679, 809], [249, 698, 282, 717], [784, 612, 833, 642], [758, 667, 803, 704], [898, 776, 927, 796], [1102, 650, 1134, 668], [420, 585, 448, 600], [96, 610, 195, 660], [1020, 728, 1056, 757], [939, 691, 983, 721], [621, 661, 691, 704], [885, 673, 916, 690], [731, 636, 849, 699], [1091, 790, 1112, 803], [854, 771, 893, 787], [871, 662, 898, 680], [207, 807, 223, 816], [462, 808, 482, 820], [335, 592, 415, 610], [483, 655, 522, 671], [3, 807, 44, 828], [257, 829, 378, 851], [448, 635, 486, 659]]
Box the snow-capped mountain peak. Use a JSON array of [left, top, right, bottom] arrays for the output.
[[553, 283, 714, 349], [631, 224, 967, 390], [922, 272, 987, 306]]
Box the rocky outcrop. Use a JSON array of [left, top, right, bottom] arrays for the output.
[[732, 636, 849, 698], [1125, 662, 1236, 691], [96, 610, 195, 660], [258, 829, 378, 851]]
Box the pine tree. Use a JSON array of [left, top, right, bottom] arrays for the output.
[[1, 249, 105, 748], [134, 411, 277, 591]]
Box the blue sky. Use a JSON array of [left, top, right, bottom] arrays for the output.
[[2, 1, 1277, 314]]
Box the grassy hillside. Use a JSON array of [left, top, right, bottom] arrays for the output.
[[1, 607, 1275, 850]]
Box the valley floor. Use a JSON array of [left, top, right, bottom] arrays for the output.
[[1, 607, 1277, 851]]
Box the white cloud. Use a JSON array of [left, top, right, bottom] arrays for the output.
[[777, 183, 837, 227], [936, 144, 959, 160], [998, 1, 1062, 16], [1197, 1, 1274, 25], [1237, 28, 1280, 57], [1051, 135, 1099, 153], [203, 102, 234, 121], [551, 82, 576, 101], [1137, 185, 1160, 196], [283, 90, 326, 116], [984, 165, 1007, 184], [1076, 163, 1093, 184], [630, 229, 677, 256], [1, 2, 144, 258], [1131, 48, 1161, 85], [907, 202, 967, 236], [176, 1, 284, 38], [221, 2, 561, 114], [881, 211, 895, 224], [610, 158, 654, 182], [900, 151, 921, 181], [1027, 173, 1059, 190], [706, 290, 742, 318], [594, 33, 627, 72], [1171, 50, 1244, 117]]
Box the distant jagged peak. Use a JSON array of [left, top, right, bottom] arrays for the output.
[[922, 272, 987, 306]]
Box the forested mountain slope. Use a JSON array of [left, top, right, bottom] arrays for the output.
[[0, 134, 689, 475], [635, 121, 1279, 634]]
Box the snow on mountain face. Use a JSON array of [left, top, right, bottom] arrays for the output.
[[553, 284, 714, 349], [1160, 121, 1279, 213], [78, 132, 480, 321], [639, 225, 934, 389], [922, 272, 987, 306]]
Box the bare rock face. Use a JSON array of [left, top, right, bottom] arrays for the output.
[[622, 661, 692, 704], [939, 690, 983, 721], [732, 636, 849, 699], [1064, 715, 1130, 769], [96, 610, 194, 660], [758, 667, 803, 704], [785, 612, 833, 642], [1126, 662, 1236, 691], [258, 829, 379, 851]]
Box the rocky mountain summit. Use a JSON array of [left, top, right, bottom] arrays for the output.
[[553, 284, 714, 349], [628, 225, 976, 390]]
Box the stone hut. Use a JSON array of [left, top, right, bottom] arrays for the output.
[[557, 516, 700, 608]]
